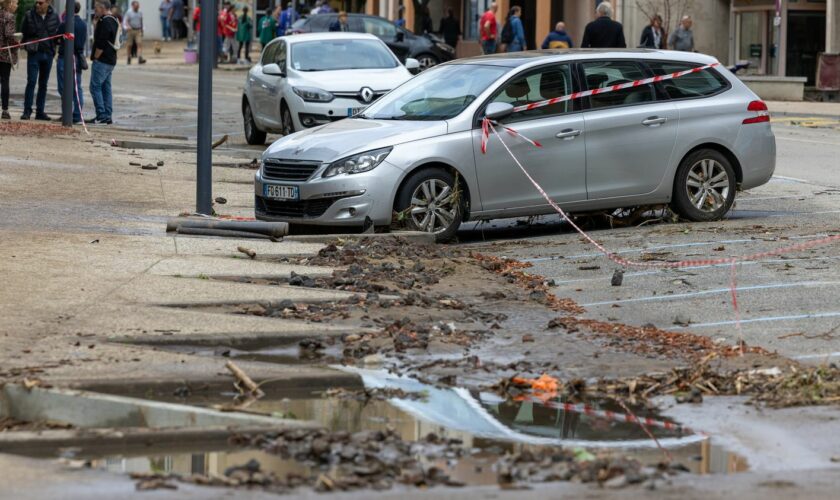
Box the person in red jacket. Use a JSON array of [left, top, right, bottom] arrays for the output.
[[220, 3, 237, 63]]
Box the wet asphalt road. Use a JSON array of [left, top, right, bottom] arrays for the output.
[[12, 63, 838, 363], [467, 121, 840, 364]]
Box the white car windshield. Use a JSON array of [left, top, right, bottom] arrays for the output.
[[359, 64, 508, 121], [290, 39, 398, 71]]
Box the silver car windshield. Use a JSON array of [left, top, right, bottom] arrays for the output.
[[360, 64, 509, 121], [290, 39, 398, 71]]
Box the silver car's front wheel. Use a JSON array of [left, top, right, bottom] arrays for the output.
[[671, 149, 737, 221], [396, 168, 463, 242]]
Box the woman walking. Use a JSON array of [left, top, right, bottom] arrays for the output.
[[0, 0, 19, 120], [236, 6, 252, 64], [504, 6, 526, 52], [639, 14, 664, 49]]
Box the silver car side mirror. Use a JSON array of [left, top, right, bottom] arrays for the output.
[[485, 102, 514, 121], [404, 58, 421, 71], [262, 63, 285, 77]]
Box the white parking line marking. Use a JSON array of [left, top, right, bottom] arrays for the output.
[[792, 352, 840, 360], [581, 281, 840, 307], [776, 136, 840, 147], [523, 234, 831, 263], [675, 312, 840, 329]]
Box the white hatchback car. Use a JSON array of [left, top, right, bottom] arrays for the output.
[[242, 32, 418, 144]]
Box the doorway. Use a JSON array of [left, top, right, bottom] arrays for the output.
[[787, 11, 826, 85]]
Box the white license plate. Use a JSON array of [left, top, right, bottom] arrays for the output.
[[264, 184, 299, 200], [347, 107, 365, 117]]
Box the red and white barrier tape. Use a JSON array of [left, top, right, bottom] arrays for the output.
[[2, 33, 90, 134], [525, 396, 698, 436], [0, 32, 73, 52]]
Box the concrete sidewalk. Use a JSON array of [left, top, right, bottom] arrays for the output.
[[767, 100, 840, 117]]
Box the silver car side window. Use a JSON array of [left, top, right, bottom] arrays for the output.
[[647, 61, 730, 100], [488, 64, 574, 123], [581, 60, 655, 109], [261, 42, 278, 66], [275, 41, 287, 70]]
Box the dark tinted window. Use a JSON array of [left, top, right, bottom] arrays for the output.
[[261, 42, 278, 65], [308, 15, 334, 30], [581, 60, 654, 109], [490, 64, 575, 122], [647, 62, 730, 99]]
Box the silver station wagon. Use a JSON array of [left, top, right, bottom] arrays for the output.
[[255, 49, 776, 241]]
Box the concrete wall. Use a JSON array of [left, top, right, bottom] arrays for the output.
[[740, 75, 806, 101]]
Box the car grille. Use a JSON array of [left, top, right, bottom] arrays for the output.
[[262, 160, 320, 182], [332, 91, 387, 104], [256, 196, 336, 219]]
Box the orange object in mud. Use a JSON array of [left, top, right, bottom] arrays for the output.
[[512, 373, 561, 394]]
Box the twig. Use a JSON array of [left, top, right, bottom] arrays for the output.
[[211, 134, 228, 149], [225, 360, 265, 398]]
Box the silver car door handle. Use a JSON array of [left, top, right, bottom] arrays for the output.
[[642, 116, 668, 126], [555, 129, 581, 140]]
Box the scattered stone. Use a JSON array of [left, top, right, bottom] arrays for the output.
[[611, 269, 624, 286], [215, 196, 227, 204]]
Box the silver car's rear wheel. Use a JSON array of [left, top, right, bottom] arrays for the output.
[[671, 149, 736, 222], [396, 168, 463, 242], [686, 159, 730, 212]]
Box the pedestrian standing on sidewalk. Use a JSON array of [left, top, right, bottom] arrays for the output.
[[159, 0, 172, 41], [221, 3, 237, 63], [168, 0, 184, 40], [124, 1, 146, 65], [329, 11, 350, 32], [0, 0, 18, 120], [639, 14, 664, 49], [20, 0, 60, 120], [394, 5, 405, 28], [259, 6, 278, 51], [56, 1, 86, 124], [236, 6, 252, 64], [541, 21, 573, 49], [581, 1, 626, 49], [277, 1, 298, 37], [503, 6, 525, 52], [669, 15, 694, 52], [479, 2, 498, 55], [439, 8, 460, 50], [90, 0, 119, 125]]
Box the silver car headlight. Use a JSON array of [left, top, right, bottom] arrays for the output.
[[292, 86, 334, 102], [323, 147, 392, 178]]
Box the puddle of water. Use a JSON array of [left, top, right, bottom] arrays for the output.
[[76, 369, 747, 479], [161, 344, 342, 365]]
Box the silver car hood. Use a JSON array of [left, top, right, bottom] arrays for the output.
[[263, 118, 449, 163]]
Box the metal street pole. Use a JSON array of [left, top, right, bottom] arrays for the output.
[[62, 0, 74, 127], [196, 0, 217, 214]]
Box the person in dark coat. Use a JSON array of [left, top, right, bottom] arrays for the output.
[[639, 14, 664, 49], [56, 1, 87, 124], [329, 11, 350, 32], [541, 21, 573, 49], [20, 0, 60, 120], [581, 1, 625, 49], [438, 8, 460, 49]]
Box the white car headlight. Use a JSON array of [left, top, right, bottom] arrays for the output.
[[293, 86, 334, 102], [323, 147, 392, 178]]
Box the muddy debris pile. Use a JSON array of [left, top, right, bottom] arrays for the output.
[[321, 386, 428, 402], [492, 362, 840, 409], [548, 317, 769, 361]]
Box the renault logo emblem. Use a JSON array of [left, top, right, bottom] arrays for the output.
[[359, 87, 375, 103]]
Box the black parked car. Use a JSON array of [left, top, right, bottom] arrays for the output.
[[291, 13, 455, 70]]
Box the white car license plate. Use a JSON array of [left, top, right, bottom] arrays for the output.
[[264, 184, 299, 200], [347, 107, 365, 117]]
